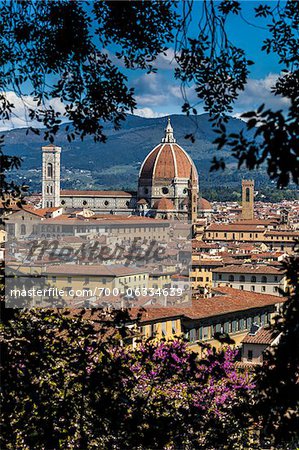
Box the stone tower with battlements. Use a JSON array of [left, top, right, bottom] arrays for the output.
[[241, 179, 254, 220], [42, 144, 61, 208]]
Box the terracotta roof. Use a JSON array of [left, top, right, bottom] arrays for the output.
[[242, 327, 279, 345], [39, 214, 169, 226], [60, 190, 134, 197], [211, 264, 284, 274], [137, 198, 147, 205], [130, 288, 285, 323], [139, 142, 198, 181], [43, 264, 147, 277], [206, 223, 265, 232], [265, 230, 299, 237], [153, 198, 175, 211], [198, 198, 212, 210]]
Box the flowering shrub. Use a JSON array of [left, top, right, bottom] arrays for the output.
[[1, 309, 254, 449]]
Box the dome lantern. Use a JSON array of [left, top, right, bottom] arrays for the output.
[[162, 117, 176, 143]]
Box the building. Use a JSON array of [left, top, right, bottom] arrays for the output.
[[128, 286, 285, 355], [240, 325, 281, 366], [212, 264, 287, 296], [42, 145, 61, 208], [41, 118, 205, 222], [43, 264, 149, 301], [241, 179, 254, 220]]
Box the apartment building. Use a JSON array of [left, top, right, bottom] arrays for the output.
[[212, 264, 286, 296]]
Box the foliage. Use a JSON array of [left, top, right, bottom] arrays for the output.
[[1, 309, 254, 449], [0, 0, 177, 143], [253, 251, 299, 447], [207, 1, 299, 187]]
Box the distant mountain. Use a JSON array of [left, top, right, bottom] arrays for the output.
[[3, 113, 269, 193]]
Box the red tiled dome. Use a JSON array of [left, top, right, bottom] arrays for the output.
[[140, 143, 197, 181], [139, 118, 198, 183], [153, 198, 175, 210]]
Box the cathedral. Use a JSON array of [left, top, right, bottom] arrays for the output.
[[42, 118, 211, 222]]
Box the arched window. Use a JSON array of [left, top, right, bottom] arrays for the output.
[[46, 186, 49, 194], [261, 276, 267, 283], [239, 275, 245, 282], [246, 187, 250, 202], [50, 185, 53, 194], [228, 275, 234, 282], [47, 163, 53, 178], [251, 275, 256, 282], [20, 224, 26, 235]]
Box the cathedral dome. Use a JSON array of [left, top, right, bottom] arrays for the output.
[[139, 118, 198, 182], [153, 198, 175, 210]]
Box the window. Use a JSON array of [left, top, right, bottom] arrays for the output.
[[224, 322, 230, 333], [261, 276, 267, 283], [274, 276, 278, 281], [104, 200, 109, 206], [84, 277, 89, 284], [240, 285, 244, 290], [239, 319, 245, 330], [66, 287, 72, 296], [83, 200, 87, 206], [218, 274, 222, 280], [246, 317, 252, 329], [228, 275, 234, 282], [251, 286, 255, 291], [67, 277, 72, 284], [202, 327, 209, 339], [172, 320, 177, 334], [261, 286, 266, 292], [52, 276, 56, 282], [189, 328, 197, 342], [215, 323, 221, 333], [162, 187, 169, 194], [273, 286, 278, 293], [239, 275, 245, 282], [246, 187, 250, 202], [161, 322, 167, 337], [251, 276, 256, 282], [247, 350, 253, 361], [20, 224, 26, 235], [47, 163, 53, 178]]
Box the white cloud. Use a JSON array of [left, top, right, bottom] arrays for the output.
[[234, 73, 290, 113], [154, 48, 178, 70], [133, 108, 168, 118], [0, 91, 65, 131]]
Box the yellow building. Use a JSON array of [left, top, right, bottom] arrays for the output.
[[191, 256, 222, 292], [43, 264, 149, 300], [131, 287, 285, 357]]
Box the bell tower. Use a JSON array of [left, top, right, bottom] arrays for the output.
[[42, 144, 61, 208], [241, 179, 254, 220]]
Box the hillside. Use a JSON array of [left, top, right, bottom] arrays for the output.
[[3, 113, 276, 197]]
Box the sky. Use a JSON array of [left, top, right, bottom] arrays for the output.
[[1, 1, 289, 130], [131, 1, 288, 118]]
